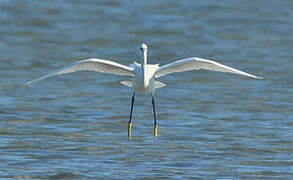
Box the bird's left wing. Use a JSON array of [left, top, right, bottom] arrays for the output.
[[27, 58, 135, 84], [155, 57, 263, 79]]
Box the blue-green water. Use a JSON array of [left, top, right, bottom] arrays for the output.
[[0, 1, 292, 179]]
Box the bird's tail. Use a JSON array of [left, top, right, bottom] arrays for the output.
[[120, 80, 166, 89], [120, 80, 133, 87], [154, 81, 166, 89]]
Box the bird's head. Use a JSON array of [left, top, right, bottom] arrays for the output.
[[139, 43, 148, 65], [139, 43, 148, 52]]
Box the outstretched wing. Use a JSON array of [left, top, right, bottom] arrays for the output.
[[28, 58, 135, 84], [155, 57, 263, 79]]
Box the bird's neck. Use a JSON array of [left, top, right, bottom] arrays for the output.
[[142, 50, 147, 65], [142, 51, 148, 88]]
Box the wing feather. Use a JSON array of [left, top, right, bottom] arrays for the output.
[[155, 57, 263, 79], [28, 58, 135, 84]]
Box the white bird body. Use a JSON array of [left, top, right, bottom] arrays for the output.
[[131, 62, 161, 93], [28, 44, 262, 89], [28, 43, 263, 139]]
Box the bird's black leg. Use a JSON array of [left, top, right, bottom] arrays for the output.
[[152, 93, 158, 139], [128, 93, 135, 140]]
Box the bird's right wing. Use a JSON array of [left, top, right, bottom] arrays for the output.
[[155, 57, 263, 79], [27, 58, 135, 84]]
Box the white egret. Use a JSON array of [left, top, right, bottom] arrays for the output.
[[28, 43, 263, 139]]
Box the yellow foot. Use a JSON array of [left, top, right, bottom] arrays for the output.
[[154, 124, 158, 140], [128, 122, 132, 140]]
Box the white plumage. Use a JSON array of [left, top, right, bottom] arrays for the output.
[[28, 43, 263, 139]]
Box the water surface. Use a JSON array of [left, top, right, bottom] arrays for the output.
[[0, 0, 292, 179]]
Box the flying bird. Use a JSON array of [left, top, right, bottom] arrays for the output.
[[28, 43, 263, 139]]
